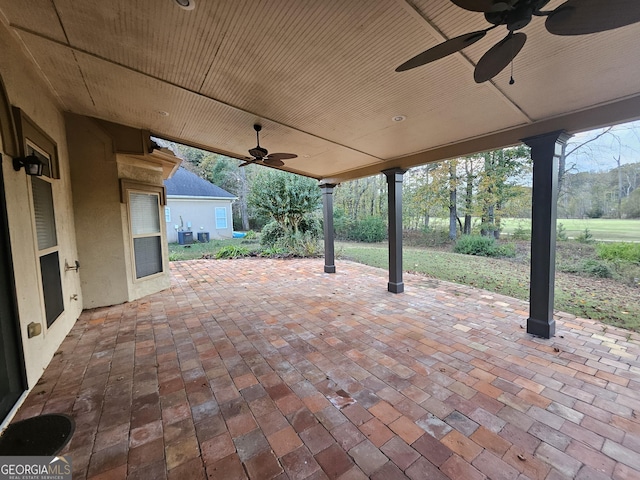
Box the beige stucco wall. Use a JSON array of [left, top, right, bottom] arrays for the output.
[[66, 114, 129, 308], [67, 117, 173, 307], [166, 197, 234, 243], [0, 23, 82, 389]]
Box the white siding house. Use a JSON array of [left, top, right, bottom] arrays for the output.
[[164, 167, 236, 243]]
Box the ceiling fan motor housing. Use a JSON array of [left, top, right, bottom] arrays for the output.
[[249, 146, 268, 159]]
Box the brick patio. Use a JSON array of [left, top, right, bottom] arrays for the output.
[[11, 258, 640, 479]]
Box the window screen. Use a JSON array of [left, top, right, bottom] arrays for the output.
[[134, 237, 162, 278], [31, 177, 57, 250], [215, 207, 227, 229], [129, 192, 163, 279], [130, 193, 160, 235]]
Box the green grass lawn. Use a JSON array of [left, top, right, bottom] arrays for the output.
[[425, 217, 639, 242], [501, 218, 640, 242]]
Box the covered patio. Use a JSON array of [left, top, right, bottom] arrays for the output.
[[13, 258, 640, 480]]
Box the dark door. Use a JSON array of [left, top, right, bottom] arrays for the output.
[[0, 162, 27, 421]]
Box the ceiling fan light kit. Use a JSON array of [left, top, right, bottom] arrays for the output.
[[397, 0, 640, 83]]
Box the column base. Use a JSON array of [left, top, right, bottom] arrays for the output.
[[324, 265, 336, 274], [388, 282, 404, 294], [527, 317, 556, 339]]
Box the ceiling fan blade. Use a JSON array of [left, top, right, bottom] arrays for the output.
[[450, 0, 511, 13], [396, 30, 488, 72], [263, 158, 285, 167], [546, 0, 640, 36], [266, 153, 297, 161], [474, 32, 526, 83]]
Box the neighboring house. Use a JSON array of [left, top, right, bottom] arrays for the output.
[[164, 167, 236, 243]]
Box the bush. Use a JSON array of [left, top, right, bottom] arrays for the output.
[[580, 259, 613, 278], [299, 214, 323, 239], [511, 224, 531, 241], [215, 245, 250, 259], [274, 230, 321, 257], [495, 243, 516, 258], [260, 221, 286, 247], [575, 228, 594, 244], [556, 222, 568, 241], [244, 230, 257, 240], [586, 206, 604, 219], [597, 242, 640, 264], [404, 227, 450, 247], [453, 235, 515, 258], [560, 258, 613, 279], [352, 216, 387, 243]]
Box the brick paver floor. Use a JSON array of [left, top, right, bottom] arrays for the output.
[[11, 258, 640, 479]]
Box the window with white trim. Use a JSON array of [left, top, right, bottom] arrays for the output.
[[215, 207, 227, 229], [129, 192, 163, 279]]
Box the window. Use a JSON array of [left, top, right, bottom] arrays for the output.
[[30, 145, 63, 327], [165, 206, 171, 223], [129, 192, 163, 279], [215, 207, 227, 229]]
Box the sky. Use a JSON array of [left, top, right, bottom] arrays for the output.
[[567, 119, 640, 172]]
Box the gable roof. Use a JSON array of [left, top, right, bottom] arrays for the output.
[[165, 167, 236, 199]]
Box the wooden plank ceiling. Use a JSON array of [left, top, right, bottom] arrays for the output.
[[1, 0, 640, 182]]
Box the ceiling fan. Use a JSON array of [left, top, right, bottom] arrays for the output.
[[238, 124, 298, 167], [396, 0, 640, 83]]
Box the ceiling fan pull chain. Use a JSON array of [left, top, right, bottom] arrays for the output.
[[509, 36, 515, 85], [509, 58, 515, 85]]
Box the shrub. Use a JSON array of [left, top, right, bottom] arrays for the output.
[[511, 224, 531, 241], [579, 259, 613, 278], [597, 242, 640, 264], [274, 231, 321, 257], [260, 246, 287, 257], [586, 206, 604, 219], [404, 227, 450, 247], [560, 258, 613, 279], [352, 216, 387, 243], [575, 228, 594, 244], [453, 235, 515, 258], [495, 243, 516, 258], [260, 221, 286, 247], [244, 230, 257, 240], [454, 235, 495, 256], [556, 222, 568, 241], [215, 245, 250, 259], [299, 214, 323, 239]]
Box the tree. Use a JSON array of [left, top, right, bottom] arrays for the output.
[[249, 170, 321, 235], [476, 146, 531, 238], [448, 159, 459, 240]]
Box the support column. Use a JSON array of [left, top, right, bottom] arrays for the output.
[[383, 168, 406, 293], [320, 183, 336, 273], [522, 131, 571, 339]]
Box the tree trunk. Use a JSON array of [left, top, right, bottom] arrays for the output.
[[464, 215, 472, 234], [617, 155, 623, 219], [449, 162, 457, 241], [238, 167, 250, 230]]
